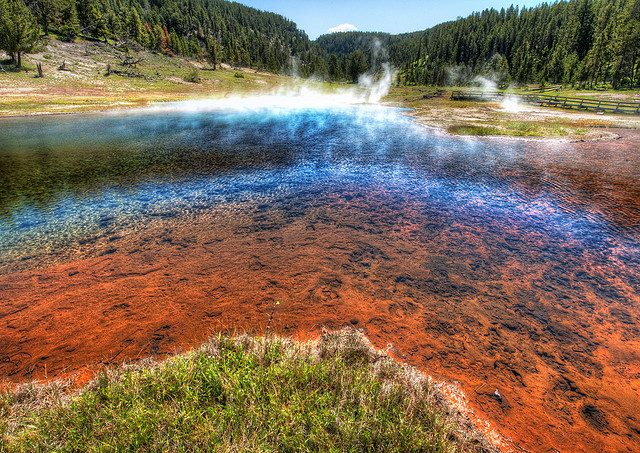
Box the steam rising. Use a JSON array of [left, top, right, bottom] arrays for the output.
[[501, 95, 527, 113], [147, 77, 393, 115], [471, 76, 498, 93], [447, 67, 529, 113], [356, 63, 393, 103], [147, 40, 396, 113], [358, 39, 396, 103]]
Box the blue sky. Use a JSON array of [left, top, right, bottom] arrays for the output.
[[238, 0, 529, 40]]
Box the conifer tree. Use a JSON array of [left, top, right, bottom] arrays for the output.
[[615, 0, 640, 87], [0, 0, 40, 67], [77, 0, 109, 40], [348, 49, 367, 83], [328, 53, 341, 80], [206, 37, 220, 69], [34, 0, 58, 36], [59, 0, 79, 41], [126, 7, 145, 45], [586, 3, 615, 86]]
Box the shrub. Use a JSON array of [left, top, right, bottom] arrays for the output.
[[183, 68, 200, 83]]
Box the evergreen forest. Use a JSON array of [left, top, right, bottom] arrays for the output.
[[1, 0, 639, 87]]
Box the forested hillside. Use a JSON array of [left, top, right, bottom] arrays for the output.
[[314, 31, 425, 82], [1, 0, 639, 87], [316, 0, 640, 88], [0, 0, 327, 74], [407, 0, 639, 87]]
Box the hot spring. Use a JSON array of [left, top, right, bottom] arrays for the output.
[[1, 99, 639, 452]]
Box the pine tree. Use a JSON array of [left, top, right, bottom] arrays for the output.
[[348, 49, 368, 83], [77, 0, 109, 40], [59, 0, 79, 42], [0, 0, 40, 67], [483, 53, 509, 87], [126, 7, 144, 45], [586, 3, 615, 87], [328, 53, 341, 80], [34, 0, 59, 36], [573, 0, 594, 60], [615, 0, 640, 87], [169, 29, 182, 55], [206, 37, 220, 69]]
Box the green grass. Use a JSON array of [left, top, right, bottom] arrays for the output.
[[385, 85, 632, 139], [382, 86, 445, 107], [446, 125, 502, 136], [447, 121, 593, 137], [0, 38, 303, 116], [0, 329, 496, 452]]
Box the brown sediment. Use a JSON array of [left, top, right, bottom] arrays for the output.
[[2, 110, 640, 452], [1, 175, 639, 453]]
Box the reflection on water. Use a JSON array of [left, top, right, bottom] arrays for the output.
[[1, 105, 639, 452], [2, 107, 640, 272]]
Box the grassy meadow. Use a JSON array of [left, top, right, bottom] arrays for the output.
[[1, 329, 498, 452], [0, 36, 302, 116]]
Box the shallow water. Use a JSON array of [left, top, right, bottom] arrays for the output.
[[1, 104, 639, 452]]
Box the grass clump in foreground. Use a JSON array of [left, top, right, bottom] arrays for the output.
[[0, 329, 497, 452]]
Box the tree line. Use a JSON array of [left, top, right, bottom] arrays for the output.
[[1, 0, 639, 88], [316, 0, 640, 88], [0, 0, 325, 74]]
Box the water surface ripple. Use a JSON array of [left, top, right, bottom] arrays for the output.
[[1, 105, 639, 452]]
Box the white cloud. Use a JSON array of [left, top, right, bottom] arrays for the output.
[[327, 23, 358, 34]]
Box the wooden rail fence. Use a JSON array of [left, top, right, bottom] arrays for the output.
[[450, 90, 640, 115], [525, 84, 562, 93]]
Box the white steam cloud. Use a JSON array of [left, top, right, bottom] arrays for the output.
[[501, 95, 528, 113], [446, 59, 529, 113], [471, 75, 528, 112], [145, 39, 395, 115], [358, 63, 394, 103], [146, 78, 391, 115], [357, 39, 395, 103], [471, 76, 498, 93], [328, 23, 358, 33]]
